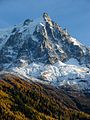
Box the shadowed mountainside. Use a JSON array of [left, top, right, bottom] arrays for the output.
[[0, 73, 90, 120]]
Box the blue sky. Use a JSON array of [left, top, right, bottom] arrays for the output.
[[0, 0, 90, 46]]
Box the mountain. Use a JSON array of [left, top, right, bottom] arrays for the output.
[[0, 13, 90, 120], [0, 13, 90, 66], [0, 13, 90, 92]]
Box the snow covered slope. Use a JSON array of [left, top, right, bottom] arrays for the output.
[[12, 61, 90, 91], [0, 13, 90, 91]]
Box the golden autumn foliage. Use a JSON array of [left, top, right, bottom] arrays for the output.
[[0, 73, 90, 120]]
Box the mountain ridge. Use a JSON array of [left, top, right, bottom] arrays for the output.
[[0, 13, 90, 91]]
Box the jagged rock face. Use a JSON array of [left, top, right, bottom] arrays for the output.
[[0, 13, 90, 91], [0, 13, 90, 70]]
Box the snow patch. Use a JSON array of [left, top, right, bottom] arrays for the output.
[[12, 61, 90, 90], [70, 37, 82, 47], [65, 58, 80, 66]]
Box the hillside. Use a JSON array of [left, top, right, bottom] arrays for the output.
[[0, 73, 90, 120]]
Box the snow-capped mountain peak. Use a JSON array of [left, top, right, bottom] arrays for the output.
[[0, 13, 90, 91]]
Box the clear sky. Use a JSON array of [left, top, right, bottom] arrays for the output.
[[0, 0, 90, 46]]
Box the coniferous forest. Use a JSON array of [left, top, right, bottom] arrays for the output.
[[0, 73, 90, 120]]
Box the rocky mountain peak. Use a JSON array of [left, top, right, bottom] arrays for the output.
[[43, 12, 52, 26], [0, 13, 90, 67], [23, 19, 33, 26], [0, 13, 90, 91]]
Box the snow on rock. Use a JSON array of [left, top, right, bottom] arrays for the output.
[[0, 28, 12, 50], [12, 60, 90, 90], [65, 58, 80, 66], [70, 37, 82, 47], [0, 13, 90, 92]]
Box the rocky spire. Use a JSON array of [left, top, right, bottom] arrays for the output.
[[43, 13, 53, 26]]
